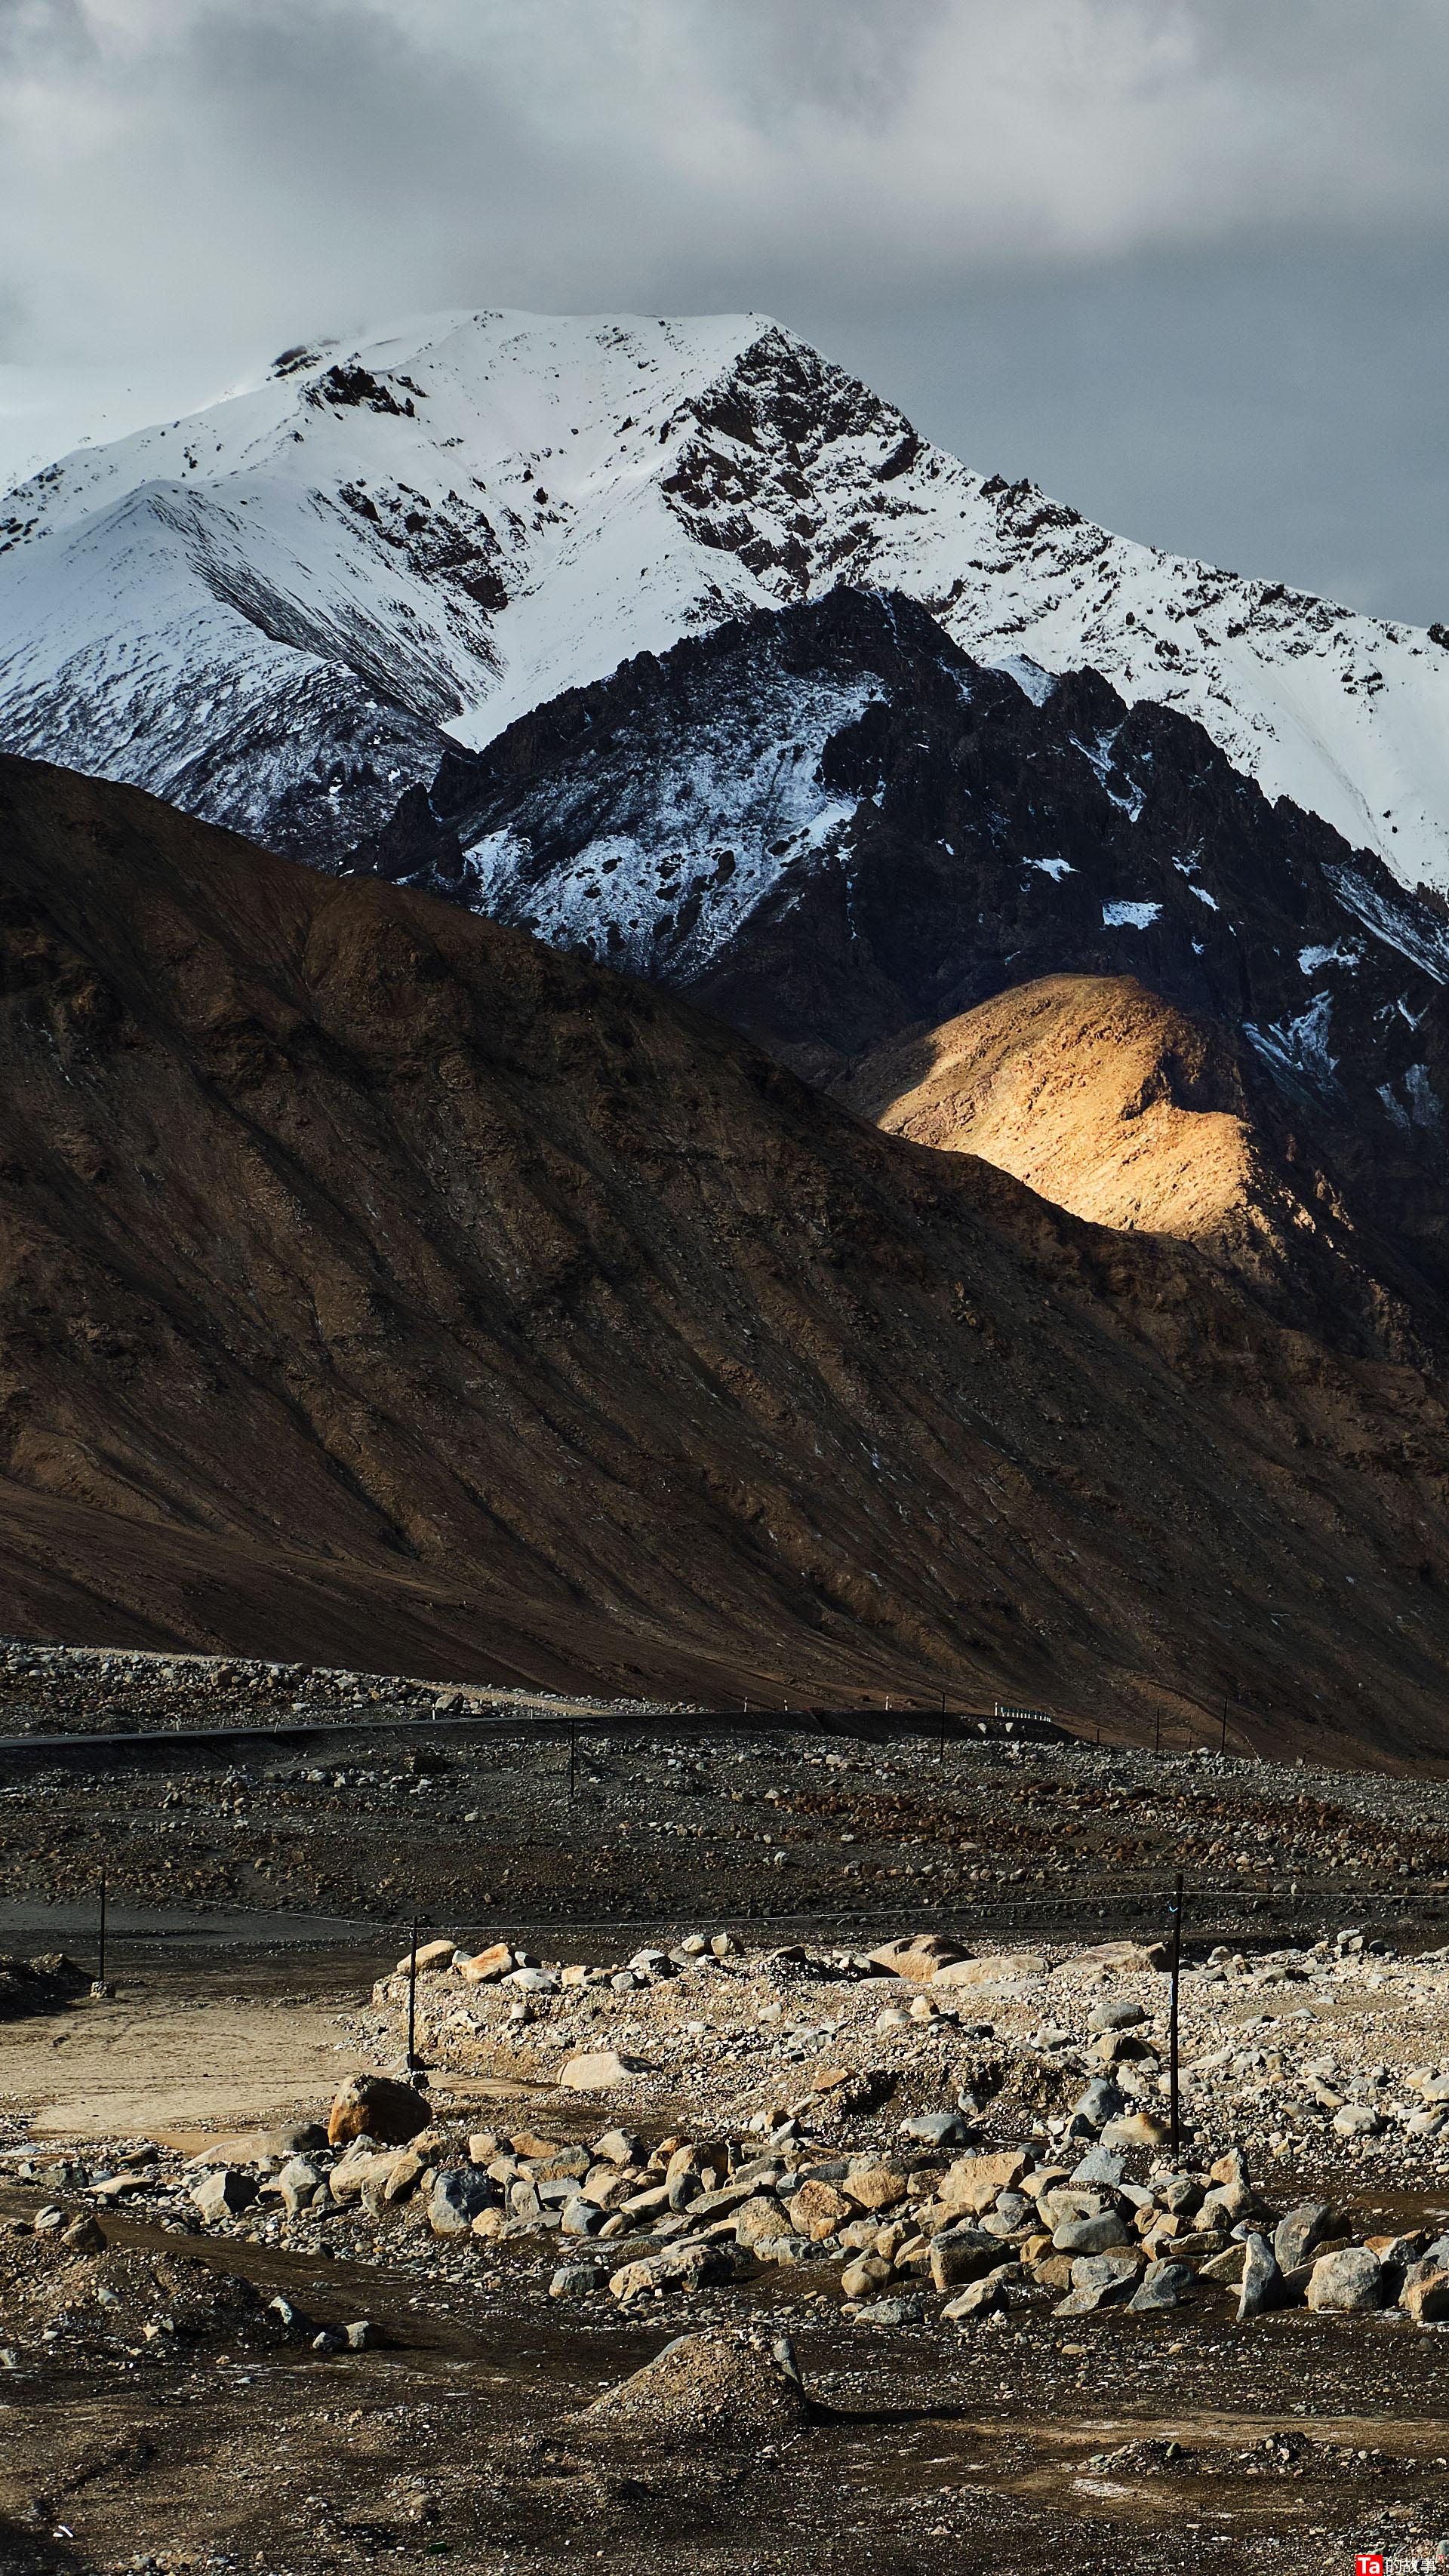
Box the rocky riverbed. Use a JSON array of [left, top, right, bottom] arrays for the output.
[[8, 1646, 1449, 2570], [8, 1917, 1449, 2571]]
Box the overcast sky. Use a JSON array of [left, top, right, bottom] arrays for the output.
[[2, 0, 1446, 622]]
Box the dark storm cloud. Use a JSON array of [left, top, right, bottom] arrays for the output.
[[2, 2, 1447, 616]]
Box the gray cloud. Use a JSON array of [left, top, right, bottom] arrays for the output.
[[0, 0, 92, 68], [1, 2, 1446, 617]]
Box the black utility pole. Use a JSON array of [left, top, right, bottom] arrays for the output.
[[1168, 1870, 1185, 2158], [1154, 1707, 1161, 1757], [97, 1866, 107, 1987], [406, 1914, 420, 2072], [1220, 1699, 1229, 1754], [938, 1692, 946, 1763]]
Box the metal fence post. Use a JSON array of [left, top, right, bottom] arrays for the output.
[[1168, 1870, 1185, 2158], [406, 1913, 420, 2071]]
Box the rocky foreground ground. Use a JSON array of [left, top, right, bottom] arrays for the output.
[[8, 1915, 1449, 2571], [8, 1646, 1449, 2570]]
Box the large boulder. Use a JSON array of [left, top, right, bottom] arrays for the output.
[[190, 2166, 257, 2223], [1236, 2233, 1281, 2321], [1099, 2111, 1171, 2148], [1199, 2175, 1256, 2228], [458, 1941, 513, 1984], [899, 2110, 971, 2148], [788, 2180, 852, 2239], [929, 2231, 1004, 2292], [840, 2253, 893, 2298], [273, 2156, 325, 2216], [1128, 2260, 1194, 2313], [551, 2261, 611, 2300], [328, 2149, 405, 2208], [189, 2124, 326, 2165], [1274, 2203, 1333, 2273], [592, 2128, 644, 2167], [734, 2195, 792, 2253], [429, 2169, 497, 2236], [1070, 2147, 1125, 2187], [1074, 2077, 1124, 2129], [939, 2150, 1029, 2214], [1088, 2000, 1146, 2034], [608, 2245, 734, 2301], [1054, 2249, 1142, 2313], [378, 2150, 426, 2207], [931, 1953, 1049, 1990], [1038, 2186, 1111, 2229], [392, 1938, 458, 1975], [755, 2232, 820, 2267], [855, 2292, 924, 2325], [1072, 1941, 1168, 1972], [328, 2073, 431, 2147], [1053, 2211, 1129, 2255], [580, 2329, 808, 2442], [1307, 2248, 1385, 2313], [557, 2049, 650, 2092], [559, 2196, 606, 2237], [868, 1933, 963, 1982], [1198, 2241, 1250, 2286], [1401, 2266, 1449, 2323], [841, 2165, 909, 2215], [941, 2272, 1012, 2320], [1208, 2149, 1250, 2190], [1091, 2029, 1156, 2069]]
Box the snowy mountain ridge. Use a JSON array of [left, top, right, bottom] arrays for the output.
[[387, 585, 1449, 1372], [2, 306, 1449, 886]]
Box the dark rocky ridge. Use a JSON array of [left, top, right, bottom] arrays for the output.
[[7, 752, 1449, 1753], [353, 587, 1449, 1351]]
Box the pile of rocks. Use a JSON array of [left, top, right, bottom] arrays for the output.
[[7, 2099, 1444, 2343], [528, 2132, 1449, 2331], [363, 1923, 1449, 2184], [0, 1950, 90, 2019], [157, 2089, 1449, 2337], [578, 2327, 809, 2442]]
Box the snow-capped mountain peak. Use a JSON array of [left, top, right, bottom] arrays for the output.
[[2, 305, 1448, 887]]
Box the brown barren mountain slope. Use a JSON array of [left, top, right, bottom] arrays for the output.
[[841, 972, 1442, 1357], [2, 756, 1449, 1755], [842, 977, 1263, 1245]]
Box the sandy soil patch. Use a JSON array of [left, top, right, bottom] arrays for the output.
[[0, 1981, 352, 2141]]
